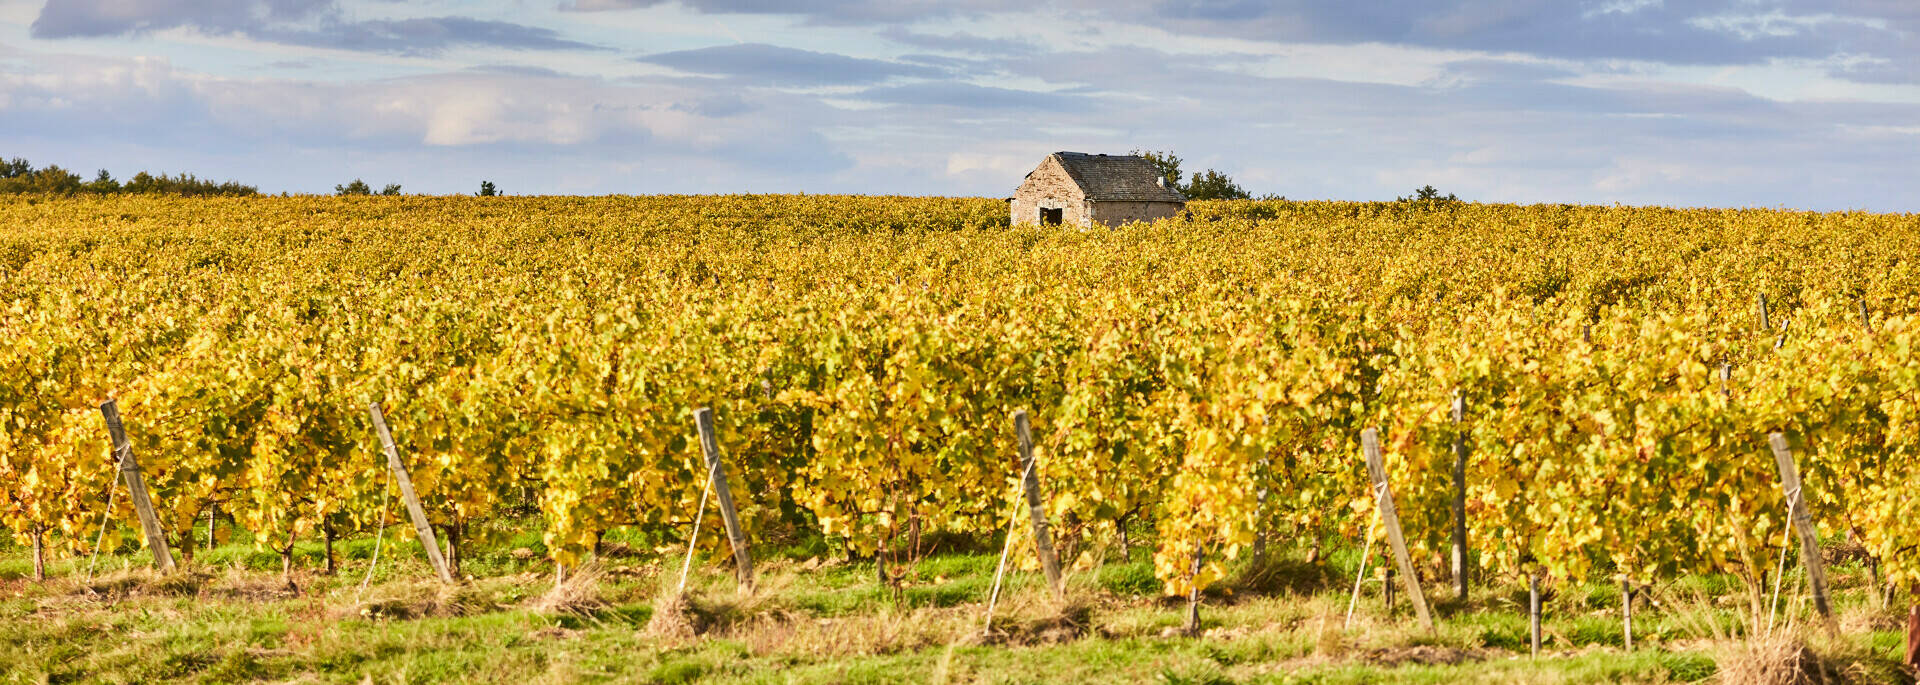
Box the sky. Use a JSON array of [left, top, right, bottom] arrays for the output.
[[3, 0, 1919, 209]]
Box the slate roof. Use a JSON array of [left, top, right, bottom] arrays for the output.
[[1048, 151, 1188, 203]]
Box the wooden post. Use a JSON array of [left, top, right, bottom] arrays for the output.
[[368, 402, 455, 584], [1450, 392, 1468, 601], [1014, 410, 1064, 596], [1768, 433, 1833, 627], [1622, 580, 1634, 651], [1720, 363, 1731, 398], [1529, 575, 1543, 657], [99, 400, 176, 573], [1384, 566, 1394, 612], [31, 527, 45, 582], [696, 407, 754, 593], [1185, 550, 1203, 635], [1758, 293, 1770, 330], [1361, 427, 1434, 629], [1860, 299, 1873, 333], [207, 506, 217, 551]]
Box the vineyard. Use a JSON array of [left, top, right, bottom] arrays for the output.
[[3, 194, 1920, 682]]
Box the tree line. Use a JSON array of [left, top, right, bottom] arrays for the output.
[[8, 149, 1442, 203], [0, 157, 506, 198], [0, 157, 258, 197]]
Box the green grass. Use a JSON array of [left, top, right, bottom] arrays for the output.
[[0, 528, 1909, 684]]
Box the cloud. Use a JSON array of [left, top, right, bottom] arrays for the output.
[[30, 0, 332, 37], [877, 28, 1039, 56], [995, 45, 1267, 96], [1436, 58, 1578, 84], [0, 51, 853, 192], [668, 93, 757, 117], [1145, 1, 1808, 63], [568, 1, 1920, 84], [257, 17, 605, 55], [561, 0, 1026, 25], [1138, 0, 1920, 80], [467, 64, 570, 78], [852, 82, 1086, 110], [636, 43, 943, 85], [30, 0, 602, 55], [896, 54, 990, 71]]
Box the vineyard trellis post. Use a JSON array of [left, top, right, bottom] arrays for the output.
[[99, 400, 177, 574], [1013, 410, 1064, 596], [1622, 581, 1635, 651], [1767, 432, 1834, 630], [1361, 427, 1433, 630], [1185, 550, 1203, 636], [695, 407, 754, 593], [1450, 391, 1468, 601], [1384, 567, 1394, 611], [31, 527, 45, 581], [368, 402, 455, 585], [1529, 575, 1542, 658]]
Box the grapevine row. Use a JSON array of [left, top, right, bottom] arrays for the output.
[[2, 195, 1918, 615]]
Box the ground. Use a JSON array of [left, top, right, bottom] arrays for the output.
[[1, 523, 1910, 684]]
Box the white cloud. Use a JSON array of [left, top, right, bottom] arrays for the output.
[[1688, 11, 1889, 39], [1584, 0, 1663, 19], [0, 48, 861, 192]]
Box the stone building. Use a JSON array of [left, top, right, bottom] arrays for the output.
[[1010, 151, 1187, 227]]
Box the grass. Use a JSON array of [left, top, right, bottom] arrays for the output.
[[0, 528, 1911, 684]]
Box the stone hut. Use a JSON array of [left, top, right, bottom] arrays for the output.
[[1010, 151, 1187, 227]]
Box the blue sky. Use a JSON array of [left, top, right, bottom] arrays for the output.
[[3, 0, 1919, 209]]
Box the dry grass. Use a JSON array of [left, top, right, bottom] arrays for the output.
[[528, 562, 610, 618], [208, 564, 304, 602], [727, 603, 979, 658], [66, 566, 217, 599], [670, 562, 1112, 659], [348, 577, 501, 620], [1836, 600, 1902, 634], [986, 591, 1094, 646], [1714, 632, 1839, 685], [645, 589, 699, 639], [1642, 579, 1906, 685]]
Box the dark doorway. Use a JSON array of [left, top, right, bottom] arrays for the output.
[[1040, 207, 1063, 225]]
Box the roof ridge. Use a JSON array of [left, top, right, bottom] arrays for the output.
[[1039, 152, 1186, 203]]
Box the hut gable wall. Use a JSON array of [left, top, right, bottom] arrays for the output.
[[1011, 156, 1092, 227]]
